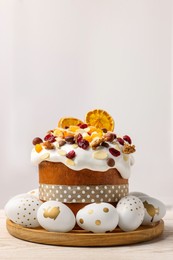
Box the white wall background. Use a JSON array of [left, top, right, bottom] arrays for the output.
[[0, 0, 172, 208]]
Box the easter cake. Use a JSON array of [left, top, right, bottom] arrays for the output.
[[31, 109, 136, 215], [5, 109, 166, 245]]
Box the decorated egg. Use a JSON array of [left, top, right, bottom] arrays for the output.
[[5, 195, 42, 228], [140, 196, 166, 225], [76, 202, 119, 233], [37, 201, 76, 232], [116, 195, 145, 232], [27, 188, 39, 199]]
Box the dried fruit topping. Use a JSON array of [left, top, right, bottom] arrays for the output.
[[32, 137, 43, 145], [58, 117, 84, 128], [78, 139, 89, 150], [66, 150, 76, 159], [76, 133, 83, 142], [104, 132, 116, 142], [65, 136, 75, 144], [123, 135, 132, 144], [83, 135, 92, 143], [58, 140, 66, 147], [107, 158, 115, 167], [35, 144, 43, 153], [43, 141, 55, 150], [117, 137, 124, 146], [85, 109, 114, 132], [53, 129, 64, 138], [44, 134, 56, 143], [101, 141, 109, 148], [90, 137, 104, 150], [109, 148, 121, 157], [79, 123, 88, 129], [122, 143, 136, 154], [69, 125, 80, 132]]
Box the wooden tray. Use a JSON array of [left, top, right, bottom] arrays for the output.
[[6, 219, 164, 247]]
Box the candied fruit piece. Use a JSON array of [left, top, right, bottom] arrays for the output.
[[83, 135, 92, 142], [53, 129, 64, 138], [35, 144, 43, 153], [69, 125, 80, 132]]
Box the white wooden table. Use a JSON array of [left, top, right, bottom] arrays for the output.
[[0, 209, 173, 260]]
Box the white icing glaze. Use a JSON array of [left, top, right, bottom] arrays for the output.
[[31, 141, 134, 179]]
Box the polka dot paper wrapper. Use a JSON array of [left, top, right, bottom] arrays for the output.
[[39, 184, 129, 203]]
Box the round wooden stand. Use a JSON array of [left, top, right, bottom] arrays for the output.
[[6, 219, 164, 247]]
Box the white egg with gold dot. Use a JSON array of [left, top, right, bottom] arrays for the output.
[[76, 202, 119, 233], [5, 196, 42, 228], [116, 195, 145, 232], [37, 201, 76, 232]]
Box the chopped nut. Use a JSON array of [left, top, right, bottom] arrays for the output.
[[90, 137, 104, 150], [122, 143, 136, 154], [43, 141, 55, 150], [104, 132, 116, 142]]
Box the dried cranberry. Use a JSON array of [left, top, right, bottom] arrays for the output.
[[123, 135, 132, 144], [66, 150, 76, 159], [80, 123, 88, 129], [76, 133, 83, 142], [44, 134, 56, 143], [109, 148, 121, 157], [78, 139, 89, 150], [32, 137, 43, 145], [117, 137, 124, 145]]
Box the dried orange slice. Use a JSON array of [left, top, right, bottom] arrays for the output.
[[85, 109, 114, 131], [58, 117, 84, 129]]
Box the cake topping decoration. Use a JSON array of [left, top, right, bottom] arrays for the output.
[[93, 150, 108, 160], [85, 109, 114, 132], [31, 109, 136, 179], [32, 137, 43, 145]]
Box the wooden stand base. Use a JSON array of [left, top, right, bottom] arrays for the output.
[[6, 219, 164, 247]]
